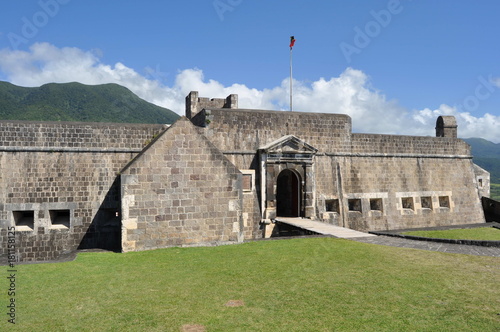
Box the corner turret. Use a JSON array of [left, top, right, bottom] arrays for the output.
[[185, 91, 238, 119], [436, 116, 457, 138]]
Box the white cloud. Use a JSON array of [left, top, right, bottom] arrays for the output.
[[0, 42, 499, 142], [410, 105, 500, 143]]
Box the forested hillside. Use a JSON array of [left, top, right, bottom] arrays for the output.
[[0, 81, 179, 124]]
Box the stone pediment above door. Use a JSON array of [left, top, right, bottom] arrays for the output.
[[260, 135, 318, 154], [259, 135, 317, 162]]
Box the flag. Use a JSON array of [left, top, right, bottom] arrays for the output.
[[289, 36, 296, 49]]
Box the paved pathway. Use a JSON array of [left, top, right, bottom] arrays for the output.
[[276, 218, 500, 257], [275, 217, 376, 238], [351, 235, 500, 257]]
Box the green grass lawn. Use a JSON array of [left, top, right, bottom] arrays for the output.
[[491, 183, 500, 201], [2, 238, 499, 331], [402, 227, 500, 241]]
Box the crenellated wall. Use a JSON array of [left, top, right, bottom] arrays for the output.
[[185, 91, 238, 120]]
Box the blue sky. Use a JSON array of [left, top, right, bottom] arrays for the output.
[[1, 0, 500, 141]]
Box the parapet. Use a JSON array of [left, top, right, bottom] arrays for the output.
[[436, 116, 458, 138], [0, 120, 166, 152], [185, 91, 238, 119]]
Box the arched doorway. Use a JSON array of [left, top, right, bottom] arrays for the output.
[[276, 169, 301, 217]]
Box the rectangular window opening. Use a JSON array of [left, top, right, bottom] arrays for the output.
[[50, 209, 70, 228], [439, 196, 450, 208], [401, 197, 414, 210], [325, 199, 340, 213], [241, 170, 255, 192], [421, 196, 432, 209], [13, 211, 34, 230], [370, 198, 383, 212], [348, 199, 362, 212], [242, 173, 253, 192]]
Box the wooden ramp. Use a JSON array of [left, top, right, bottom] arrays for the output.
[[275, 217, 377, 239]]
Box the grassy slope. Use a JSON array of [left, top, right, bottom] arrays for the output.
[[3, 238, 499, 331], [403, 227, 500, 241], [0, 81, 179, 124]]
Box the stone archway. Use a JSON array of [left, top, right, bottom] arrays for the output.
[[276, 169, 301, 217], [259, 135, 318, 221]]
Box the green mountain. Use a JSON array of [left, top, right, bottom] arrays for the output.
[[464, 137, 500, 158], [464, 138, 500, 183], [0, 81, 179, 124]]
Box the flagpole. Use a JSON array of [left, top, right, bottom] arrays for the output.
[[290, 46, 293, 112], [289, 36, 295, 112]]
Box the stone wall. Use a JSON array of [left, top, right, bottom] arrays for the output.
[[473, 164, 490, 198], [315, 156, 485, 231], [241, 185, 263, 239], [185, 91, 238, 119], [222, 153, 263, 239], [0, 120, 167, 262], [192, 108, 352, 153], [350, 134, 470, 156], [190, 104, 485, 232], [0, 151, 130, 261], [0, 93, 489, 262], [120, 117, 244, 252], [0, 120, 165, 150]]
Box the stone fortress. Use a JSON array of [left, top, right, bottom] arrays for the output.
[[0, 91, 490, 262]]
